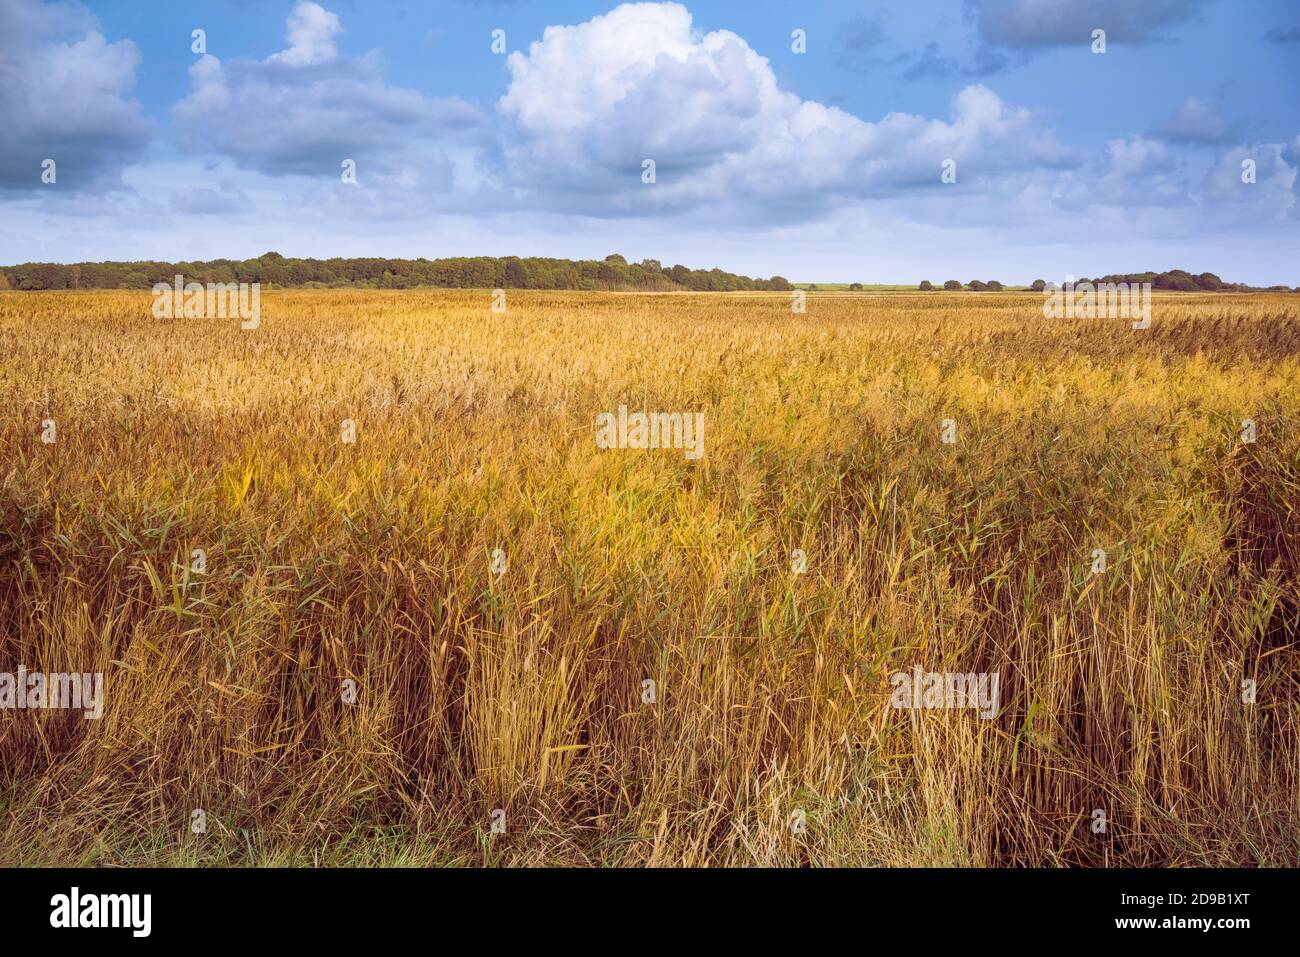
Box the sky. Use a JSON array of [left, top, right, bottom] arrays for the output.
[[1, 0, 1298, 283]]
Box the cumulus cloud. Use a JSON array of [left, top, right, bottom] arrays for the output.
[[5, 0, 1284, 273], [1155, 96, 1240, 144], [1202, 144, 1297, 217], [0, 0, 151, 191], [968, 0, 1212, 47], [172, 1, 481, 182], [269, 0, 341, 66], [497, 2, 1071, 218], [1088, 135, 1189, 206]]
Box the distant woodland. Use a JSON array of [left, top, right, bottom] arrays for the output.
[[0, 252, 793, 292]]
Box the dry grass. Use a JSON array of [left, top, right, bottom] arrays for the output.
[[1, 288, 1298, 866]]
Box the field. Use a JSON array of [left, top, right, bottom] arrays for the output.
[[1, 288, 1298, 867]]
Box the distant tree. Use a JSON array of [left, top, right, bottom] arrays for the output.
[[708, 267, 740, 292], [0, 270, 10, 290], [768, 275, 793, 291], [1030, 279, 1046, 292], [21, 264, 67, 289], [207, 264, 238, 284], [807, 284, 818, 291], [918, 280, 934, 290], [943, 280, 962, 291], [968, 280, 987, 291], [259, 259, 288, 285], [986, 280, 1003, 291], [1195, 272, 1223, 291], [849, 282, 864, 291], [597, 257, 628, 285], [1154, 270, 1198, 291], [503, 258, 528, 288]]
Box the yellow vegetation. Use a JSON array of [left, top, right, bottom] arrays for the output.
[[1, 288, 1297, 866]]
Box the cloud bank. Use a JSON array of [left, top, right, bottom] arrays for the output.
[[0, 0, 150, 191]]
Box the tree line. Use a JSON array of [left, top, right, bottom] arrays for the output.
[[3, 256, 1289, 294], [914, 270, 1294, 292], [0, 252, 794, 293]]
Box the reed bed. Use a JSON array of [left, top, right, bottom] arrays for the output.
[[0, 288, 1297, 866]]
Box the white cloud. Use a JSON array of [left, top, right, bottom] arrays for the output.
[[270, 1, 341, 66], [1155, 96, 1238, 144], [1083, 135, 1189, 207], [172, 1, 481, 182], [1202, 144, 1297, 217], [5, 0, 1292, 285], [497, 2, 1072, 217], [0, 0, 150, 190]]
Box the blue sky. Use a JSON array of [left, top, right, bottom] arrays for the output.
[[1, 0, 1298, 283]]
